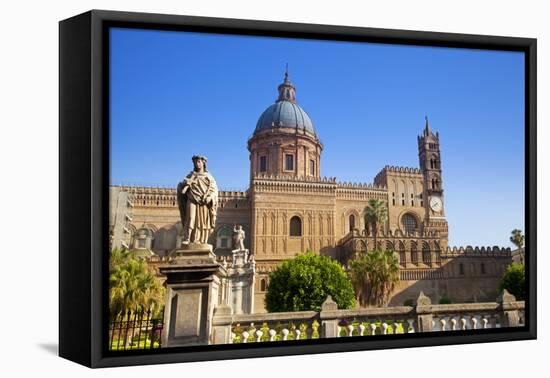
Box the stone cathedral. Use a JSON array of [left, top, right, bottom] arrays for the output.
[[110, 71, 512, 313]]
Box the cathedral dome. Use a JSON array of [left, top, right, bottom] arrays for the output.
[[255, 101, 315, 134], [253, 70, 316, 136]]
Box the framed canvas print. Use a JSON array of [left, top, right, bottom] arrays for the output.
[[59, 10, 536, 368]]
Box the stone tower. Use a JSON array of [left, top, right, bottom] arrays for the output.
[[247, 69, 323, 179], [418, 117, 449, 244]]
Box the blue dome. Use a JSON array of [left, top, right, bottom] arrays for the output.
[[255, 100, 316, 135]]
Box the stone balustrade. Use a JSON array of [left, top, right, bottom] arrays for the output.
[[211, 290, 524, 344]]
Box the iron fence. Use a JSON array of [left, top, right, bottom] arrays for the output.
[[109, 309, 163, 351]]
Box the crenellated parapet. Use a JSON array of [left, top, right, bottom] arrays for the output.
[[113, 185, 249, 208], [253, 173, 337, 183], [442, 246, 512, 257], [336, 181, 386, 190], [336, 180, 387, 201], [119, 185, 177, 207], [374, 165, 423, 186], [251, 174, 338, 195]]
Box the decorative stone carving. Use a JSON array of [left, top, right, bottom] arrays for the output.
[[177, 155, 218, 245]]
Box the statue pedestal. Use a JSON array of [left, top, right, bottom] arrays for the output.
[[160, 244, 226, 347], [226, 249, 255, 315]]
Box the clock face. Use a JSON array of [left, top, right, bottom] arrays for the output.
[[430, 196, 443, 212]]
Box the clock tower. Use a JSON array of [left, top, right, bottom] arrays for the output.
[[418, 117, 448, 242]]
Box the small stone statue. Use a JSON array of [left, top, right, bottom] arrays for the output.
[[233, 225, 246, 251], [177, 155, 218, 245]]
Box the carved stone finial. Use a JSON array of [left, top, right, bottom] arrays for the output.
[[321, 295, 338, 311], [416, 291, 432, 306], [497, 289, 516, 303]]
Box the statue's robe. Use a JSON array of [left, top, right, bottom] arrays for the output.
[[178, 170, 218, 242]]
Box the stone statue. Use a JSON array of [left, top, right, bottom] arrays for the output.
[[233, 225, 246, 251], [177, 155, 218, 245]]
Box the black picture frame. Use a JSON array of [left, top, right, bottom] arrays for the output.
[[59, 9, 537, 368]]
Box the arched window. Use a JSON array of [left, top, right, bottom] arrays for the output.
[[399, 241, 406, 266], [290, 216, 302, 236], [402, 213, 418, 235], [435, 242, 442, 264], [411, 242, 418, 264], [260, 278, 267, 292], [422, 242, 431, 264], [349, 214, 355, 232]]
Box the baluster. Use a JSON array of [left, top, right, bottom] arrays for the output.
[[439, 318, 447, 331], [393, 322, 399, 334], [306, 323, 314, 339], [281, 328, 289, 341], [460, 317, 467, 330], [381, 323, 389, 335], [241, 331, 249, 343], [337, 325, 342, 337], [268, 329, 276, 341], [482, 316, 489, 329], [450, 317, 457, 330], [255, 330, 263, 342], [295, 329, 301, 340], [493, 315, 501, 328], [369, 323, 377, 335], [407, 319, 415, 333], [230, 332, 235, 344], [358, 324, 366, 336], [471, 316, 478, 330], [347, 324, 354, 337]]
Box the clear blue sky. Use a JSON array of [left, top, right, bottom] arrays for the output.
[[110, 27, 525, 249]]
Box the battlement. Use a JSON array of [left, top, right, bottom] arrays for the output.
[[373, 165, 423, 186], [383, 165, 423, 175], [336, 181, 386, 190], [442, 246, 512, 257], [252, 173, 337, 183], [112, 185, 249, 207]]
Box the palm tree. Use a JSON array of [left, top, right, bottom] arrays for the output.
[[510, 229, 525, 263], [348, 249, 400, 307], [109, 248, 165, 348], [364, 199, 388, 249]]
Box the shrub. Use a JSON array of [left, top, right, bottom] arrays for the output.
[[438, 295, 451, 304], [265, 252, 356, 312], [499, 263, 525, 300]]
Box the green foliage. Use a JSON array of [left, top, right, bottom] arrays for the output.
[[499, 262, 525, 300], [509, 229, 525, 250], [348, 249, 400, 307], [265, 252, 356, 312], [438, 295, 451, 304], [109, 248, 165, 318], [364, 199, 388, 245], [403, 299, 414, 307]]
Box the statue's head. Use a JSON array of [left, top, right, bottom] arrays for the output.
[[192, 155, 207, 172]]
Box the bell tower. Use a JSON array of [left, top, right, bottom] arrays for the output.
[[418, 117, 448, 241]]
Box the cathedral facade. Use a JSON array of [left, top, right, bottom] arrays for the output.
[[110, 71, 512, 313]]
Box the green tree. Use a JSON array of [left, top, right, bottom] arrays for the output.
[[364, 199, 388, 248], [510, 229, 525, 262], [348, 249, 400, 307], [499, 262, 525, 300], [265, 252, 355, 312], [109, 248, 165, 318]]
